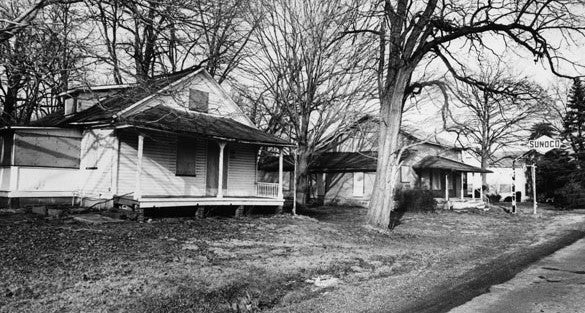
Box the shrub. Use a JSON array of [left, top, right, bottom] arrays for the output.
[[553, 181, 585, 209], [487, 194, 502, 203], [394, 188, 437, 213]]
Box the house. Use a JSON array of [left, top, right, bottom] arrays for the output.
[[260, 130, 490, 206], [0, 67, 290, 214], [463, 152, 528, 202]]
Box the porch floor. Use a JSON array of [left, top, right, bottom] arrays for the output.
[[115, 195, 284, 208]]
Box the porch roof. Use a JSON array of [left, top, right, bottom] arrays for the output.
[[259, 151, 379, 172], [121, 105, 291, 147], [413, 156, 491, 173]]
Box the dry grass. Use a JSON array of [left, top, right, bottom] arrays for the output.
[[1, 204, 583, 313]]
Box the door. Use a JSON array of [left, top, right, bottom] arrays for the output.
[[206, 142, 228, 196]]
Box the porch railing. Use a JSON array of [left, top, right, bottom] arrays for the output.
[[256, 182, 279, 198]]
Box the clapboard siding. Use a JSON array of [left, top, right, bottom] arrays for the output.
[[117, 132, 138, 196], [79, 129, 116, 196], [116, 132, 259, 197], [225, 143, 258, 197], [117, 131, 208, 197], [140, 134, 207, 196]]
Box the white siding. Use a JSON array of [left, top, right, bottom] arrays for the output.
[[0, 167, 12, 191], [79, 129, 116, 197], [116, 133, 259, 198], [117, 132, 137, 196], [353, 172, 365, 197], [225, 143, 257, 197], [16, 167, 81, 192], [117, 132, 208, 197]]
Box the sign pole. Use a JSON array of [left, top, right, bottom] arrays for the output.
[[512, 158, 516, 214], [532, 163, 537, 215]]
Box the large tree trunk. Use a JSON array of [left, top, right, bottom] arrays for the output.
[[295, 148, 311, 206], [480, 155, 488, 188], [367, 69, 411, 228]]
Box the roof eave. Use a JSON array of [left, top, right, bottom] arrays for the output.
[[116, 124, 292, 147]]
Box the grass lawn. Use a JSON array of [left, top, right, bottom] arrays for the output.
[[1, 204, 584, 313]]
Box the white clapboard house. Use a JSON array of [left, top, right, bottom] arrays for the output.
[[0, 67, 289, 212]]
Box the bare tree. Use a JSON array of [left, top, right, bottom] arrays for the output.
[[85, 0, 256, 84], [445, 63, 548, 186], [0, 0, 87, 124], [181, 0, 258, 84], [348, 0, 585, 228], [240, 0, 375, 204], [0, 0, 82, 43]]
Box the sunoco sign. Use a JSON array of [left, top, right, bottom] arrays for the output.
[[528, 135, 561, 154]]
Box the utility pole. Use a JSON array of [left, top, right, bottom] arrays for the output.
[[512, 158, 517, 214], [531, 163, 537, 215]]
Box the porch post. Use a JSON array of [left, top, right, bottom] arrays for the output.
[[471, 173, 475, 200], [134, 134, 144, 201], [278, 148, 284, 199], [445, 172, 449, 201], [479, 174, 484, 202], [460, 172, 464, 200], [217, 142, 226, 199]]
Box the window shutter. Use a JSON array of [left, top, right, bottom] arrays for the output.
[[189, 89, 209, 113]]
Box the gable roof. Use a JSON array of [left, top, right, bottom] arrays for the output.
[[33, 67, 200, 127], [260, 150, 415, 173], [414, 156, 491, 173], [348, 115, 461, 151], [33, 67, 290, 146], [261, 152, 488, 173], [121, 105, 290, 146]]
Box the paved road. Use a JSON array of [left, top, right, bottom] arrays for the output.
[[449, 238, 585, 313]]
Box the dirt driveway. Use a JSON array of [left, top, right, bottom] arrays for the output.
[[1, 205, 584, 313]]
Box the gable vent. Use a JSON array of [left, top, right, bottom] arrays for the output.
[[189, 89, 209, 113]]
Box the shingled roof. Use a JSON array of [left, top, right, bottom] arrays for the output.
[[33, 68, 198, 127], [260, 151, 380, 172], [122, 105, 290, 146], [32, 67, 289, 146], [413, 156, 491, 173], [261, 152, 488, 173]]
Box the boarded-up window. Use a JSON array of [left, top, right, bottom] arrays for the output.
[[176, 138, 197, 176], [353, 172, 364, 197], [0, 132, 13, 166], [189, 89, 209, 113], [13, 130, 81, 168]]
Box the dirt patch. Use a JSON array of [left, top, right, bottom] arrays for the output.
[[1, 204, 584, 313]]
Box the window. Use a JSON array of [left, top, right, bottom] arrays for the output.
[[500, 184, 512, 193], [189, 89, 209, 113], [400, 166, 410, 183], [353, 172, 364, 197], [176, 138, 197, 176]]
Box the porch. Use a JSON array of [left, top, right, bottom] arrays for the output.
[[413, 156, 492, 202], [116, 122, 289, 209]]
